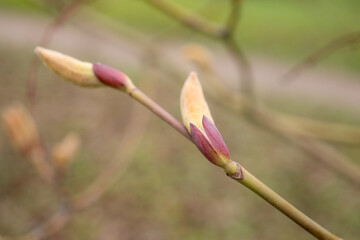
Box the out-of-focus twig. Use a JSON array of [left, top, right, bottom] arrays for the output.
[[282, 31, 360, 83], [143, 0, 224, 37], [222, 0, 242, 39], [250, 106, 360, 188], [143, 0, 254, 99], [225, 38, 255, 99], [26, 0, 86, 110]]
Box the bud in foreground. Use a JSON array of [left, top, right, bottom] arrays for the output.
[[180, 72, 238, 175], [35, 47, 134, 92], [52, 133, 80, 171], [2, 103, 40, 154]]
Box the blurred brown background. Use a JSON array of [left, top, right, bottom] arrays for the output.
[[0, 0, 360, 239]]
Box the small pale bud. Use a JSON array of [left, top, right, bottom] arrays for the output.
[[180, 72, 214, 133], [52, 133, 80, 171], [2, 103, 40, 154], [182, 44, 214, 71], [35, 47, 101, 87]]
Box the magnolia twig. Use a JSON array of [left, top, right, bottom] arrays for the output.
[[282, 31, 360, 83], [34, 47, 343, 239], [232, 167, 340, 240], [203, 67, 360, 186]]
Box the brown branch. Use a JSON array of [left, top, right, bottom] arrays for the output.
[[282, 31, 360, 83]]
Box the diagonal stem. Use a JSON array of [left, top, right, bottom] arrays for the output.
[[232, 167, 342, 240], [115, 83, 342, 240], [129, 88, 192, 141]]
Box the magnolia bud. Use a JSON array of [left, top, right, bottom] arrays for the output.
[[180, 72, 214, 133], [182, 44, 214, 71], [35, 47, 101, 87], [180, 72, 237, 175], [2, 103, 40, 154], [52, 133, 80, 171], [35, 47, 135, 92]]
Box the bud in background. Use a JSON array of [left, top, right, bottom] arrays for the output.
[[180, 72, 238, 175], [182, 44, 214, 71], [2, 103, 40, 154], [52, 133, 80, 172], [35, 47, 135, 92], [2, 103, 54, 182]]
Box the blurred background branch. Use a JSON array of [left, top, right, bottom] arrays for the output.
[[282, 31, 360, 83]]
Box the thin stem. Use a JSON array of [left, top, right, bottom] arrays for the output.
[[129, 88, 192, 141], [231, 167, 342, 240]]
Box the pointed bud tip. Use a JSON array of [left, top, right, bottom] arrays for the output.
[[35, 47, 102, 87], [202, 115, 230, 159], [187, 71, 199, 84], [34, 47, 51, 61], [180, 71, 213, 133]]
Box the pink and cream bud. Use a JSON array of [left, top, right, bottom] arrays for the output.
[[180, 72, 237, 175], [35, 47, 101, 87], [35, 47, 134, 92], [92, 63, 134, 92]]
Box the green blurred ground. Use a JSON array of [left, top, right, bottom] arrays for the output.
[[0, 1, 360, 240]]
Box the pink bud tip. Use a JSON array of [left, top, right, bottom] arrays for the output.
[[93, 63, 128, 89], [202, 116, 230, 159], [190, 123, 219, 166]]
